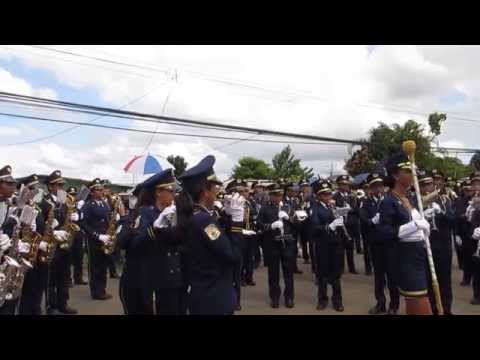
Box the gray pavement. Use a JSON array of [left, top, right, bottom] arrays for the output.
[[68, 253, 480, 315]]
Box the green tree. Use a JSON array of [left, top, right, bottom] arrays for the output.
[[167, 155, 188, 177], [344, 114, 471, 179], [271, 145, 313, 182], [470, 151, 480, 171], [231, 157, 273, 179]]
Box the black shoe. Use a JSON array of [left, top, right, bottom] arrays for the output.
[[304, 258, 310, 264], [240, 280, 247, 287], [46, 308, 59, 315], [316, 301, 327, 311], [270, 300, 279, 309], [74, 279, 88, 285], [349, 270, 358, 274], [357, 249, 363, 255], [470, 298, 480, 305], [461, 280, 471, 286], [109, 272, 120, 279], [333, 303, 344, 312], [246, 280, 256, 286], [92, 293, 113, 300], [387, 308, 398, 315], [58, 306, 78, 315], [368, 304, 386, 315], [294, 268, 303, 274], [285, 299, 294, 308]]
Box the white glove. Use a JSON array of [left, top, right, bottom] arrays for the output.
[[371, 213, 380, 225], [116, 225, 123, 235], [213, 201, 223, 210], [0, 234, 12, 252], [473, 227, 480, 241], [466, 204, 475, 222], [278, 210, 289, 221], [431, 202, 442, 214], [77, 200, 85, 210], [455, 236, 462, 246], [53, 230, 69, 243], [424, 208, 435, 220], [39, 241, 49, 252], [329, 217, 344, 231], [294, 210, 308, 222], [242, 229, 256, 236], [401, 229, 426, 242], [153, 204, 177, 229], [98, 234, 111, 244], [70, 212, 79, 222], [415, 219, 431, 238], [271, 220, 284, 231], [17, 241, 31, 254], [228, 193, 245, 222], [52, 218, 59, 230]]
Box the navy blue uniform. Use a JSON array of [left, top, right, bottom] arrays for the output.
[[40, 195, 70, 312], [456, 195, 474, 284], [360, 195, 399, 311], [378, 192, 428, 298], [130, 206, 186, 315], [184, 205, 240, 315], [470, 209, 480, 301], [81, 198, 110, 298], [425, 195, 455, 314], [257, 201, 296, 304], [333, 191, 359, 273], [242, 198, 257, 284], [311, 199, 344, 306], [18, 204, 48, 315]]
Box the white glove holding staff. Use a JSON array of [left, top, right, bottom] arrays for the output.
[[70, 212, 79, 222], [242, 229, 256, 236], [278, 210, 289, 221]]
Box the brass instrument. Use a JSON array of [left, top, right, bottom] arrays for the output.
[[328, 200, 353, 242], [59, 194, 80, 250], [38, 201, 56, 264], [0, 206, 39, 305], [103, 195, 120, 255]]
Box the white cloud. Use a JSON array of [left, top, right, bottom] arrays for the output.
[[0, 126, 20, 136]]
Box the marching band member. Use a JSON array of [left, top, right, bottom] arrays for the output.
[[129, 169, 186, 315], [333, 175, 359, 274], [67, 186, 88, 286], [311, 180, 345, 312], [243, 185, 258, 286], [41, 170, 78, 315], [18, 174, 48, 315], [224, 180, 247, 311], [419, 170, 455, 315], [469, 171, 480, 305], [80, 178, 113, 301], [257, 183, 296, 309], [178, 155, 240, 315], [378, 152, 432, 315], [284, 182, 303, 274], [298, 179, 313, 267], [361, 173, 399, 315], [102, 180, 120, 279]]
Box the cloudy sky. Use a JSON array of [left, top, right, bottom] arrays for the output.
[[0, 45, 478, 185]]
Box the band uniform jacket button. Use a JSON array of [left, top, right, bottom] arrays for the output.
[[167, 252, 171, 256], [170, 269, 174, 274]]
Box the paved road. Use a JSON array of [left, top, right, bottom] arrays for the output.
[[68, 253, 480, 315]]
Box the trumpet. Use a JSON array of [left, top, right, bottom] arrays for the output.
[[328, 200, 353, 242]]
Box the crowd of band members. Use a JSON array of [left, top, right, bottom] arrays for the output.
[[2, 155, 480, 315]]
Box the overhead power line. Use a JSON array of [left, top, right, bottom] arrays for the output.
[[0, 91, 366, 145]]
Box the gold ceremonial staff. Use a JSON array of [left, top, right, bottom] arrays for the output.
[[402, 140, 444, 315]]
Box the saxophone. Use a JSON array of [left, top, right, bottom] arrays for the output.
[[59, 194, 80, 250], [0, 211, 36, 306], [38, 202, 56, 264], [103, 195, 120, 255]]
